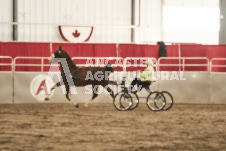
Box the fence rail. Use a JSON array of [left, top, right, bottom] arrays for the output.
[[210, 58, 226, 73], [14, 57, 49, 72], [123, 57, 157, 71], [1, 56, 226, 72], [158, 57, 210, 72], [0, 56, 13, 72], [71, 57, 124, 67]]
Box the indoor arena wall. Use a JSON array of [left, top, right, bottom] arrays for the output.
[[3, 72, 226, 104], [0, 73, 13, 103], [1, 42, 226, 104]]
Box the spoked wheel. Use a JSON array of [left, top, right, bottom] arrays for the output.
[[146, 92, 166, 111], [127, 92, 139, 110], [118, 91, 139, 110], [162, 91, 174, 110], [113, 92, 133, 111]]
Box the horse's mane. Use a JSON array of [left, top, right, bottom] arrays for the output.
[[62, 50, 78, 70]]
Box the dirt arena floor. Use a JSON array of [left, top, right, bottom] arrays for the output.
[[0, 103, 226, 151]]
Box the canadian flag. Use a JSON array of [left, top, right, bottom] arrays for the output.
[[59, 26, 93, 43]]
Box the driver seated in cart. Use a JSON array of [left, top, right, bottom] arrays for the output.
[[128, 59, 155, 93]]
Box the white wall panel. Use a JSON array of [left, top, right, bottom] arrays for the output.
[[134, 0, 163, 43], [0, 0, 220, 44], [0, 0, 12, 41], [15, 0, 132, 42]]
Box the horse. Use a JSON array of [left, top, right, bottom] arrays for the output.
[[46, 46, 115, 108]]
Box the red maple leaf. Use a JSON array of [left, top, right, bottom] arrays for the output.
[[72, 30, 80, 38]]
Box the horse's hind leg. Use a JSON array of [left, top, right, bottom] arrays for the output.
[[84, 85, 99, 108]]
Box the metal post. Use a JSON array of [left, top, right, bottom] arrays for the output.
[[116, 43, 119, 57], [41, 58, 44, 72], [13, 0, 18, 40], [131, 0, 136, 42], [178, 44, 181, 71], [183, 58, 185, 71], [50, 43, 53, 54], [12, 57, 15, 104], [220, 0, 226, 44]]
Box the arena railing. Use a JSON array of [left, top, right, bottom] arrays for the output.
[[13, 57, 57, 72], [71, 57, 124, 69], [123, 57, 157, 71], [157, 57, 210, 72], [210, 58, 226, 73], [13, 56, 213, 72], [0, 56, 13, 72], [13, 56, 124, 72]]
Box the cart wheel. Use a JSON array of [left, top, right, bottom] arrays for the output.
[[162, 91, 174, 110], [118, 91, 139, 110], [128, 92, 139, 110], [113, 92, 132, 111], [146, 92, 166, 111]]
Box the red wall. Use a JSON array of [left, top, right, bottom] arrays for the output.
[[1, 42, 226, 59], [1, 42, 226, 72]]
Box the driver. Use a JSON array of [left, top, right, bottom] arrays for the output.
[[129, 59, 155, 93]]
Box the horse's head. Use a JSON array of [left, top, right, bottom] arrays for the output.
[[48, 46, 69, 63]]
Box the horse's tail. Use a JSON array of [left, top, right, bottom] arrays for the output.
[[105, 63, 114, 73]]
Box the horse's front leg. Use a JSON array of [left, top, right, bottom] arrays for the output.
[[65, 85, 79, 108], [44, 82, 61, 101], [51, 82, 61, 91], [65, 85, 71, 101], [84, 85, 99, 108]]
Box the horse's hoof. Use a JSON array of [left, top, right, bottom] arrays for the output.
[[75, 104, 79, 108], [84, 104, 89, 108], [44, 97, 49, 101]]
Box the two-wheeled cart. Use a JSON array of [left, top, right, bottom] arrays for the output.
[[113, 77, 174, 111]]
